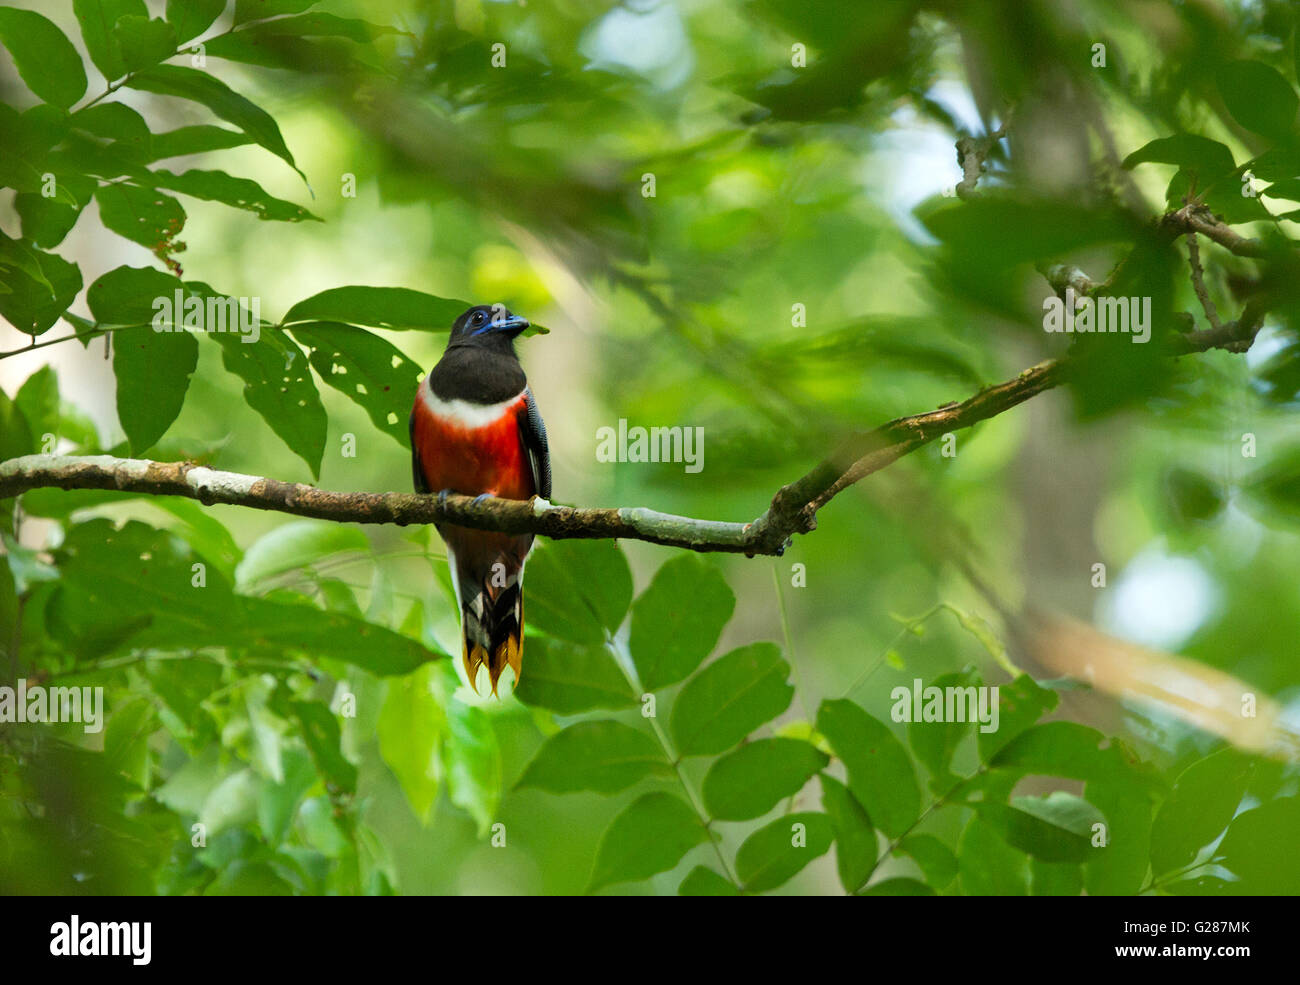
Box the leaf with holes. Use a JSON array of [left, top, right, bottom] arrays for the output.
[[288, 322, 422, 445], [206, 328, 326, 478], [151, 169, 321, 222]]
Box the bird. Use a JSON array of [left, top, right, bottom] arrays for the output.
[[409, 304, 550, 695]]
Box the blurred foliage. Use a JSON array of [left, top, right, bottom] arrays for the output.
[[2, 0, 1300, 895]]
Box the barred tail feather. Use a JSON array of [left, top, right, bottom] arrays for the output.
[[447, 542, 527, 696]]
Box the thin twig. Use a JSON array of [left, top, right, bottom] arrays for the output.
[[1185, 232, 1223, 330]]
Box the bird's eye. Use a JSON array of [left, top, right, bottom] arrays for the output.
[[472, 311, 485, 326]]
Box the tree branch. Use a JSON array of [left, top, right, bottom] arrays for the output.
[[0, 306, 1256, 558]]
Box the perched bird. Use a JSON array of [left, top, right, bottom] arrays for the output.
[[409, 304, 550, 695]]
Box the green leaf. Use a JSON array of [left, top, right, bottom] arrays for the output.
[[0, 8, 88, 109], [1085, 773, 1154, 897], [95, 183, 186, 257], [288, 322, 422, 445], [1218, 796, 1300, 894], [111, 320, 198, 453], [0, 236, 83, 334], [154, 746, 221, 815], [103, 696, 155, 788], [990, 720, 1112, 782], [860, 877, 934, 896], [678, 866, 739, 896], [524, 539, 634, 645], [0, 545, 16, 640], [442, 699, 501, 837], [235, 519, 369, 589], [282, 286, 470, 332], [819, 774, 876, 892], [1030, 859, 1083, 897], [587, 792, 707, 893], [735, 812, 832, 892], [114, 15, 178, 73], [201, 31, 368, 72], [1216, 60, 1300, 144], [516, 720, 668, 794], [200, 768, 260, 835], [238, 11, 403, 41], [151, 168, 320, 221], [126, 64, 304, 179], [206, 327, 326, 478], [976, 792, 1105, 863], [1122, 134, 1237, 185], [73, 0, 147, 81], [670, 642, 792, 757], [239, 599, 443, 675], [906, 669, 977, 791], [15, 174, 96, 248], [0, 386, 34, 463], [257, 747, 316, 846], [148, 126, 253, 161], [291, 700, 356, 793], [244, 678, 284, 781], [977, 674, 1058, 761], [511, 636, 638, 714], [701, 737, 828, 821], [816, 698, 919, 838], [86, 264, 178, 325], [166, 0, 225, 42], [949, 607, 1018, 676], [15, 366, 60, 443], [896, 834, 957, 890], [377, 662, 446, 823], [628, 554, 735, 691], [153, 497, 242, 583], [958, 816, 1028, 895], [920, 198, 1134, 270], [1149, 748, 1254, 876], [72, 100, 152, 147]]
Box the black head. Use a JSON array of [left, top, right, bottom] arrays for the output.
[[447, 304, 530, 350]]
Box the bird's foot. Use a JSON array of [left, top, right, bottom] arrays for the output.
[[471, 492, 494, 506]]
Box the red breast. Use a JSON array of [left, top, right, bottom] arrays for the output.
[[410, 384, 535, 500]]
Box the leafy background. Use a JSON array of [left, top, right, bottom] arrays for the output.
[[1, 0, 1299, 895]]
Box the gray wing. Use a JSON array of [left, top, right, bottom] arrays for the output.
[[517, 386, 551, 500]]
